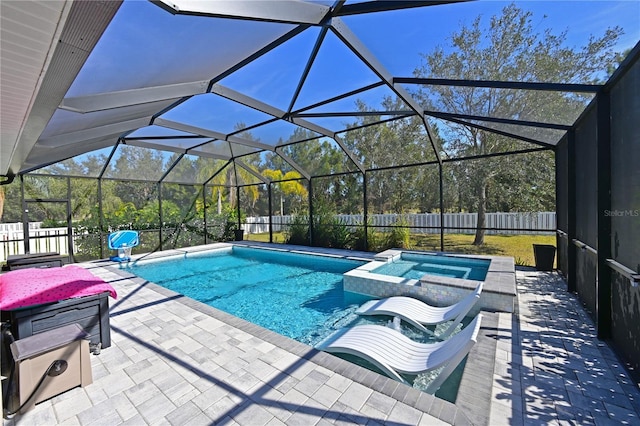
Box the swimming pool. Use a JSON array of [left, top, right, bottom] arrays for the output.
[[373, 252, 490, 281], [123, 246, 371, 345], [121, 245, 468, 401]]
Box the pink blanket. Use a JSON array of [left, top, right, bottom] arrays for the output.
[[0, 265, 117, 310]]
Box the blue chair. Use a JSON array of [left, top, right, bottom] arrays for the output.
[[108, 230, 139, 262]]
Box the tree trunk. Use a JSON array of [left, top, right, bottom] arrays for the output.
[[473, 182, 487, 245]]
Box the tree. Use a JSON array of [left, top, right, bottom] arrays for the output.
[[109, 145, 164, 208], [342, 96, 435, 214], [415, 3, 622, 244], [607, 48, 632, 77], [262, 169, 308, 215], [265, 127, 346, 213]]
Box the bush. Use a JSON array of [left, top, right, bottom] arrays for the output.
[[310, 201, 334, 248], [329, 217, 352, 249], [285, 214, 309, 245], [384, 215, 411, 250], [350, 220, 378, 252]]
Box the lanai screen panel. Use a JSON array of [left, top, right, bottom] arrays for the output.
[[70, 177, 101, 262], [189, 140, 233, 160], [127, 126, 196, 138], [426, 117, 548, 159], [291, 29, 383, 111], [610, 65, 640, 270], [161, 183, 204, 249], [126, 138, 214, 155], [33, 147, 115, 178], [162, 154, 214, 185], [294, 84, 410, 130], [218, 25, 323, 111], [411, 85, 595, 149], [416, 86, 594, 127], [22, 175, 67, 200], [64, 1, 296, 96], [241, 183, 270, 229], [250, 120, 323, 147], [574, 104, 598, 316], [41, 101, 180, 141], [453, 119, 568, 147], [555, 135, 569, 275], [259, 150, 302, 178], [574, 111, 598, 249], [102, 145, 174, 181], [340, 117, 436, 169], [279, 138, 357, 176], [610, 56, 640, 379], [158, 93, 275, 137]]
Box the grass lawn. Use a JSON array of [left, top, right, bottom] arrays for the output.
[[245, 232, 556, 267], [411, 233, 556, 266]]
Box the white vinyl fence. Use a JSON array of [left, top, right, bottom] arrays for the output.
[[244, 212, 556, 235], [0, 223, 69, 263]]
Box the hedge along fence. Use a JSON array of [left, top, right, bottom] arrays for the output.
[[243, 212, 556, 235]]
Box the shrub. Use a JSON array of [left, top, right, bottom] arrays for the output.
[[384, 215, 411, 250], [350, 220, 378, 252], [285, 214, 309, 245], [310, 201, 334, 248], [329, 217, 352, 249]]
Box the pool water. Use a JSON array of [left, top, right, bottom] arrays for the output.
[[124, 247, 370, 345], [373, 252, 490, 281], [123, 246, 466, 402]]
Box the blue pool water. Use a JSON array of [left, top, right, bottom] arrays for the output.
[[373, 252, 490, 281], [123, 247, 371, 345]]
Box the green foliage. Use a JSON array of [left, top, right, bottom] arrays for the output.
[[384, 216, 411, 250], [350, 221, 378, 252], [263, 169, 309, 215], [72, 223, 103, 261], [343, 97, 435, 215], [309, 197, 353, 249], [41, 219, 67, 228], [329, 217, 353, 249], [285, 214, 309, 245], [514, 257, 528, 267], [309, 196, 331, 248]]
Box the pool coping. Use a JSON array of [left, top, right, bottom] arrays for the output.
[[103, 242, 500, 424]]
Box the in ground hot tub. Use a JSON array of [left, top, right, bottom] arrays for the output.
[[371, 252, 490, 281], [343, 249, 516, 314]]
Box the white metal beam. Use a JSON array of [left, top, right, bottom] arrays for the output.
[[234, 159, 269, 184], [155, 117, 275, 152], [211, 84, 286, 119], [154, 117, 227, 140], [153, 0, 330, 25], [60, 81, 209, 113], [274, 148, 311, 181], [37, 117, 152, 147]]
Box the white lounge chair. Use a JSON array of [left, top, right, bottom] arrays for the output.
[[316, 314, 482, 393], [356, 282, 483, 338]]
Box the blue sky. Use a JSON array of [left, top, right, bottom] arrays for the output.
[[342, 0, 639, 76]]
